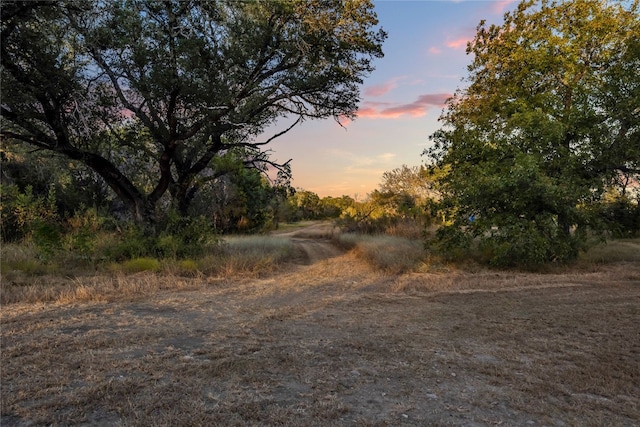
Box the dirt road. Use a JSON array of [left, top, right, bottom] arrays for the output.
[[2, 225, 639, 426], [273, 221, 343, 264]]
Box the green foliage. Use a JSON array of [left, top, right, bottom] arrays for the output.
[[336, 198, 386, 234], [63, 208, 105, 257], [156, 212, 215, 258], [104, 226, 153, 261], [1, 143, 112, 255], [426, 0, 640, 267], [288, 191, 323, 221], [378, 165, 439, 207], [1, 184, 58, 242], [102, 212, 216, 261], [320, 196, 355, 219], [0, 183, 67, 260], [595, 196, 640, 238], [202, 159, 289, 234], [31, 221, 63, 261], [431, 226, 473, 262], [1, 0, 385, 226], [476, 221, 583, 268], [335, 164, 441, 237]]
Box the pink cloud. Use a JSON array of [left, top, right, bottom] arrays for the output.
[[357, 93, 452, 119], [445, 36, 471, 50], [337, 114, 352, 127], [364, 77, 405, 97], [428, 46, 442, 55]]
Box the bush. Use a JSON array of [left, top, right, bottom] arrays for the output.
[[1, 184, 59, 241], [64, 207, 105, 258], [597, 198, 640, 238], [31, 221, 64, 261], [430, 215, 585, 268], [104, 226, 153, 261], [155, 212, 216, 259]]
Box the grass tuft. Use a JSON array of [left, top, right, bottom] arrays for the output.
[[334, 233, 426, 274], [119, 257, 161, 273], [578, 238, 640, 265], [199, 236, 293, 277]]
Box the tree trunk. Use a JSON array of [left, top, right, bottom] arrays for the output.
[[60, 147, 159, 230]]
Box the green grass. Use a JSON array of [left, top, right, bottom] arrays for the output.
[[120, 257, 161, 273]]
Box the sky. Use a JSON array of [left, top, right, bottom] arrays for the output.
[[260, 0, 520, 199]]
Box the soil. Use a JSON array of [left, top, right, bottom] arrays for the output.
[[273, 222, 343, 265], [1, 224, 639, 426]]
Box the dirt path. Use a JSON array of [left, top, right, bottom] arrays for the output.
[[274, 221, 343, 264], [2, 225, 639, 426]]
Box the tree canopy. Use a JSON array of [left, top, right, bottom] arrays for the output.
[[426, 0, 640, 266], [1, 0, 386, 228]]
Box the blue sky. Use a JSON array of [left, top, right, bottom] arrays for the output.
[[265, 0, 519, 198]]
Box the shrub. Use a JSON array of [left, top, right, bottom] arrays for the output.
[[156, 212, 216, 259], [64, 207, 105, 257], [104, 226, 153, 261], [597, 198, 640, 238]]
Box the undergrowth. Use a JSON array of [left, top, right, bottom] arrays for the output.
[[2, 222, 638, 305]]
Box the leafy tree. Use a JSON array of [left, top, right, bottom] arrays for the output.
[[181, 147, 291, 233], [1, 0, 386, 230], [320, 195, 356, 218], [289, 190, 323, 220], [379, 165, 438, 204], [369, 189, 417, 219], [372, 164, 441, 220], [426, 0, 640, 266]]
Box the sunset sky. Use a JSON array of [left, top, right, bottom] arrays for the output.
[[262, 0, 520, 198]]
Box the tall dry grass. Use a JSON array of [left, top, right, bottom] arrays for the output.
[[334, 233, 427, 274], [2, 229, 638, 306], [577, 238, 640, 265], [1, 235, 293, 305], [199, 235, 293, 276]]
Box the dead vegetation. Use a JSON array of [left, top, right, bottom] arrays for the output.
[[1, 225, 639, 426]]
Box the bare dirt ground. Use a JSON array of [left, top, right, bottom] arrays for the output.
[[272, 222, 343, 265], [2, 224, 639, 426]]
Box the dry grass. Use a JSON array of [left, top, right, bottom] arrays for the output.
[[1, 235, 293, 305], [199, 235, 293, 277], [335, 233, 427, 274], [383, 219, 425, 239], [577, 238, 640, 265], [0, 273, 213, 305], [1, 228, 639, 426], [2, 250, 638, 426]]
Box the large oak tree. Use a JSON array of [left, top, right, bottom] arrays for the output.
[[1, 0, 386, 228], [427, 0, 639, 266]]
